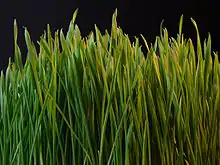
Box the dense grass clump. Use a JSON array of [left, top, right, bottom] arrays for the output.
[[0, 9, 219, 165]]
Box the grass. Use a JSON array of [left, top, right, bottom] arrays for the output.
[[0, 9, 219, 164]]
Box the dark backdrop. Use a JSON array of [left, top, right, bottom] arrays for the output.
[[0, 0, 219, 71]]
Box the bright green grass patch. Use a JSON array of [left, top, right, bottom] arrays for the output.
[[0, 9, 219, 165]]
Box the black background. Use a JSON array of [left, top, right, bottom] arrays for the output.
[[0, 0, 219, 71]]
